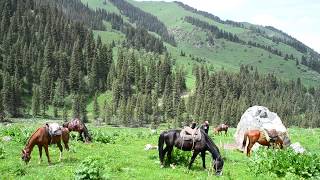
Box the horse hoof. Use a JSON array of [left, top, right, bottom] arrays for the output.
[[160, 165, 164, 168]]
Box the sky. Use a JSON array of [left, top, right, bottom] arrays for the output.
[[136, 0, 320, 53]]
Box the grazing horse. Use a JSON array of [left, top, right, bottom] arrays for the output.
[[63, 118, 91, 143], [213, 124, 229, 135], [21, 124, 69, 164], [242, 129, 283, 156], [158, 129, 224, 176]]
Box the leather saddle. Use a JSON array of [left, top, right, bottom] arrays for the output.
[[180, 127, 202, 142], [45, 123, 62, 137]]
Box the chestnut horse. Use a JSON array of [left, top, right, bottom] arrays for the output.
[[213, 124, 229, 135], [63, 118, 91, 143], [21, 124, 69, 164], [242, 129, 283, 156]]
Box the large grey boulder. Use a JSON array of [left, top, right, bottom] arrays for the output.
[[234, 106, 290, 151]]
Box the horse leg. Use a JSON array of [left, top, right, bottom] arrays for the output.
[[201, 151, 206, 169], [160, 146, 168, 167], [188, 151, 200, 169], [38, 145, 43, 164], [57, 142, 63, 161], [78, 131, 84, 142], [44, 144, 51, 164], [167, 146, 173, 165]]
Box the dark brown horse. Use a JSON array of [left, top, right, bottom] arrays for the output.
[[242, 129, 283, 156], [158, 129, 224, 176], [21, 124, 69, 164], [63, 118, 91, 143], [213, 124, 229, 135]]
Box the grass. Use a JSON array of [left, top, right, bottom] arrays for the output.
[[0, 120, 319, 179]]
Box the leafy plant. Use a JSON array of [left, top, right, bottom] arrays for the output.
[[248, 149, 320, 178], [0, 145, 5, 159], [75, 158, 104, 180], [165, 149, 191, 166], [91, 130, 116, 144]]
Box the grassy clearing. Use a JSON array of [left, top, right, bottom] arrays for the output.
[[0, 120, 319, 179]]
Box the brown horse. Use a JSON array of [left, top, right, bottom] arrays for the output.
[[21, 124, 69, 164], [242, 129, 283, 156], [63, 118, 91, 143], [213, 124, 229, 135]]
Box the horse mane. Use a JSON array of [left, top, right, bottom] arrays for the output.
[[25, 127, 43, 147], [202, 130, 221, 158]]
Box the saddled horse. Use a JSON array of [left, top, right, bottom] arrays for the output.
[[63, 118, 91, 143], [242, 129, 284, 156], [21, 124, 69, 164], [213, 124, 229, 135], [158, 128, 224, 176]]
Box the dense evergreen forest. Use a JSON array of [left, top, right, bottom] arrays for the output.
[[0, 0, 319, 128]]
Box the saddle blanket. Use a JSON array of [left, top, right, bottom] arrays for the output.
[[47, 123, 62, 136]]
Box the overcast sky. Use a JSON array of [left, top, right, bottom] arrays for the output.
[[136, 0, 320, 53]]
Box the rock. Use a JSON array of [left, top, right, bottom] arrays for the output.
[[2, 136, 12, 142], [234, 106, 290, 151], [290, 142, 305, 154], [144, 144, 158, 151]]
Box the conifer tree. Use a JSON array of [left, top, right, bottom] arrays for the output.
[[31, 85, 40, 117], [93, 93, 100, 121]]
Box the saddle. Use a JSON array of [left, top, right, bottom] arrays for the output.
[[46, 123, 62, 137], [180, 127, 202, 142], [259, 129, 279, 143]]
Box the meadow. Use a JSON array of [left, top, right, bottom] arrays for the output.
[[0, 120, 319, 179]]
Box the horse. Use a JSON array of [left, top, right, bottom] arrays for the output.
[[242, 129, 284, 156], [213, 124, 228, 135], [158, 129, 224, 176], [21, 124, 69, 164], [63, 118, 91, 143]]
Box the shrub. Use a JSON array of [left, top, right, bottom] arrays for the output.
[[165, 149, 191, 166], [0, 145, 5, 159], [248, 149, 320, 178], [91, 130, 115, 144], [74, 158, 104, 180]]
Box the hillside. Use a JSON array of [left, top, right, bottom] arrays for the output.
[[82, 0, 320, 87], [0, 0, 320, 128]]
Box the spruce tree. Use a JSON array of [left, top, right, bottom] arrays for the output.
[[93, 93, 100, 121], [31, 85, 40, 117]]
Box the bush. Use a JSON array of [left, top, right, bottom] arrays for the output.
[[165, 149, 191, 166], [1, 126, 32, 144], [248, 149, 320, 178], [92, 131, 115, 144], [75, 158, 104, 180], [0, 145, 5, 159]]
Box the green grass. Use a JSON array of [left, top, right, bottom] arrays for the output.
[[0, 120, 320, 179]]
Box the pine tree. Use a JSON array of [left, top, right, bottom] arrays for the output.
[[40, 67, 51, 116], [93, 93, 100, 121], [0, 92, 5, 121], [31, 85, 40, 117], [69, 40, 81, 92], [72, 94, 81, 119]]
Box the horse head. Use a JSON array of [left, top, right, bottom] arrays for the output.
[[21, 149, 31, 164], [213, 156, 224, 176]]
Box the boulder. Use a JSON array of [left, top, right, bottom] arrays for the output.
[[290, 142, 305, 154], [234, 106, 290, 151], [2, 136, 12, 142]]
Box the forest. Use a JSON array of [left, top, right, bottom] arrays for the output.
[[0, 0, 319, 129]]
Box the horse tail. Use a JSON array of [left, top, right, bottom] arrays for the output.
[[158, 132, 165, 164], [242, 132, 248, 149]]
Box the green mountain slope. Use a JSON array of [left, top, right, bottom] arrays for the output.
[[82, 0, 320, 87]]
